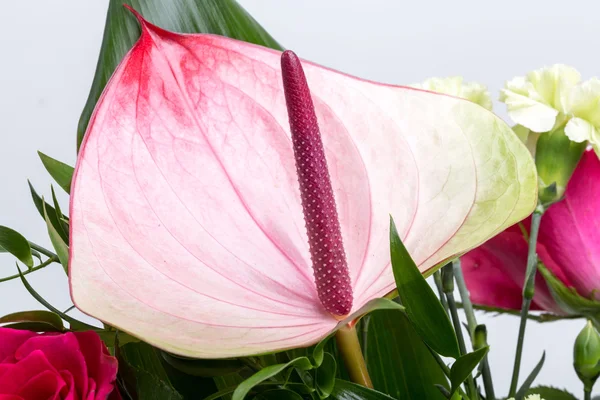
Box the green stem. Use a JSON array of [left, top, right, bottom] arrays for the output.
[[585, 388, 592, 400], [0, 257, 57, 283], [454, 260, 495, 400], [442, 264, 478, 399], [28, 242, 58, 259], [508, 206, 544, 397], [335, 324, 373, 389], [434, 270, 450, 316]]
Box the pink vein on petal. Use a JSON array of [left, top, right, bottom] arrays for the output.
[[147, 31, 318, 289]]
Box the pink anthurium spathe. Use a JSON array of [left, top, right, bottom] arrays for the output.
[[69, 11, 537, 358], [462, 149, 600, 314]]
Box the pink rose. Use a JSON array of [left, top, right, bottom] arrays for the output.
[[0, 328, 120, 400], [461, 149, 600, 313]]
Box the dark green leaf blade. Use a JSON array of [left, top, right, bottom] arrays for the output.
[[316, 353, 337, 398], [161, 352, 244, 377], [389, 217, 460, 358], [37, 151, 74, 193], [253, 389, 303, 400], [449, 347, 489, 396], [515, 352, 546, 399], [119, 342, 183, 400], [77, 0, 282, 149], [232, 357, 312, 400], [366, 310, 448, 399], [42, 201, 69, 273], [0, 310, 64, 331], [0, 226, 33, 267], [28, 181, 68, 242], [330, 379, 396, 400]]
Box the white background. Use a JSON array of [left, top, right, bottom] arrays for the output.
[[0, 0, 596, 397]]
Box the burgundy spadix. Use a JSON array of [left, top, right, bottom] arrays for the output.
[[280, 50, 353, 317]]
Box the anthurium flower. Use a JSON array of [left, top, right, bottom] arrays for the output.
[[410, 76, 493, 110], [461, 149, 600, 313], [69, 12, 536, 358]]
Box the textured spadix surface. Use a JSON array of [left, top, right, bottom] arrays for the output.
[[70, 18, 537, 358]]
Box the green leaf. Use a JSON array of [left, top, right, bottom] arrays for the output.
[[42, 200, 69, 274], [0, 310, 64, 332], [213, 372, 247, 400], [50, 185, 69, 238], [119, 342, 183, 399], [449, 347, 489, 396], [365, 310, 448, 399], [161, 352, 244, 377], [330, 379, 396, 400], [253, 389, 304, 400], [77, 0, 282, 149], [28, 181, 68, 243], [37, 151, 74, 194], [0, 226, 33, 268], [525, 386, 577, 400], [315, 353, 337, 398], [539, 263, 600, 318], [515, 352, 546, 399], [389, 217, 460, 358], [232, 357, 312, 400]]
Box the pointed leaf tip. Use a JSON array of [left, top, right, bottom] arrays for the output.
[[122, 3, 142, 20]]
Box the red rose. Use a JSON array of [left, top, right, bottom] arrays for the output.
[[0, 327, 120, 399]]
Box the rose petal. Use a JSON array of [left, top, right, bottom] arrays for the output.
[[73, 331, 118, 399], [70, 18, 537, 357], [0, 328, 36, 363], [0, 350, 63, 396], [16, 333, 88, 396], [461, 224, 561, 312], [538, 149, 600, 298]]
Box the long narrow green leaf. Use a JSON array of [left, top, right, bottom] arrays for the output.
[[119, 342, 183, 399], [515, 352, 546, 399], [0, 310, 65, 332], [330, 380, 396, 399], [0, 226, 33, 268], [389, 217, 460, 358], [16, 264, 96, 330], [37, 151, 74, 194], [449, 347, 489, 396], [42, 200, 69, 274], [254, 389, 304, 400], [28, 181, 68, 242], [365, 310, 448, 399], [161, 352, 244, 377], [50, 185, 69, 239], [77, 0, 282, 149], [315, 353, 337, 398], [232, 358, 312, 400]]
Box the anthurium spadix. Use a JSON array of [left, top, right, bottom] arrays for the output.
[[70, 11, 537, 358]]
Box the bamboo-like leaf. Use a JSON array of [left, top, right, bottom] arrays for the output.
[[0, 310, 65, 332], [389, 218, 460, 358], [42, 200, 69, 274], [38, 151, 74, 193], [0, 226, 33, 268]]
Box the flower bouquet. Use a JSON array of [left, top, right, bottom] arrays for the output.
[[1, 1, 600, 399]]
